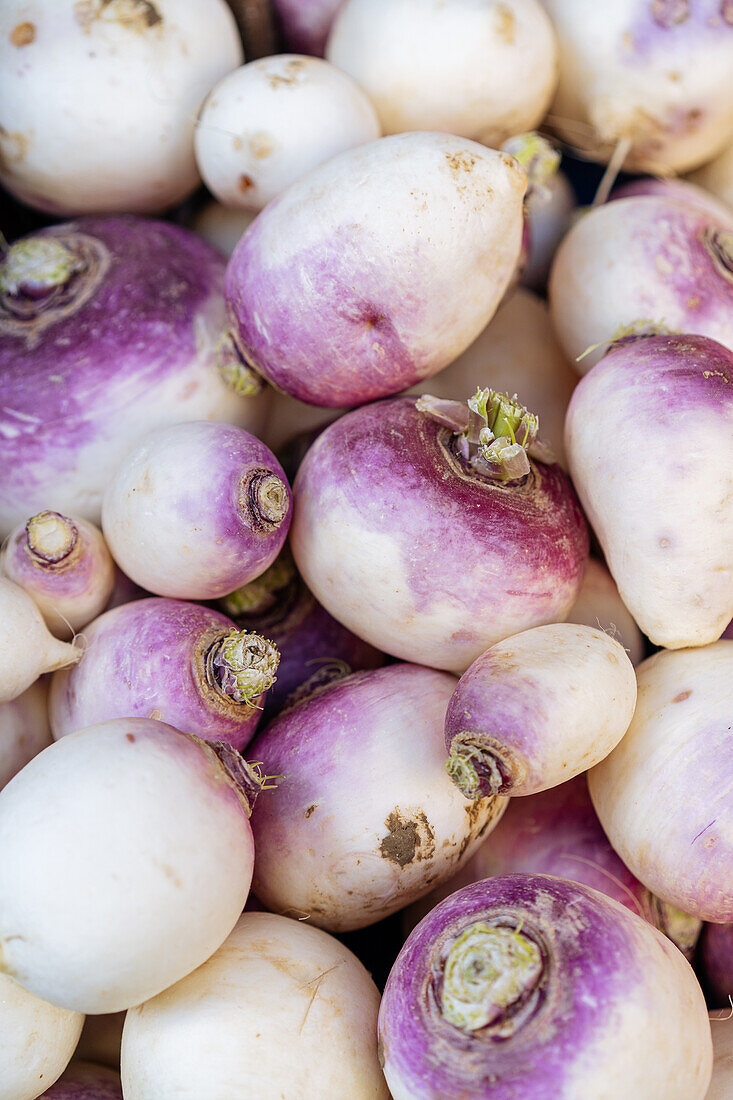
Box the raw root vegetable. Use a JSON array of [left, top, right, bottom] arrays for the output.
[[542, 0, 733, 174], [700, 923, 733, 1006], [708, 1012, 733, 1100], [564, 558, 645, 667], [1, 512, 114, 638], [102, 421, 291, 600], [195, 55, 380, 212], [408, 287, 576, 467], [0, 717, 261, 1013], [40, 1062, 122, 1099], [326, 0, 557, 146], [565, 335, 733, 648], [75, 1013, 125, 1072], [549, 196, 733, 371], [189, 202, 256, 258], [291, 393, 588, 672], [521, 169, 575, 290], [272, 0, 343, 55], [404, 777, 702, 960], [0, 0, 242, 215], [0, 680, 52, 792], [612, 175, 733, 220], [445, 624, 637, 801], [0, 971, 83, 1100], [248, 664, 507, 931], [121, 912, 388, 1099], [225, 132, 527, 407], [49, 598, 279, 751], [379, 874, 713, 1100], [691, 140, 733, 210], [0, 218, 267, 535], [0, 579, 79, 704], [219, 548, 382, 719], [589, 641, 733, 923]]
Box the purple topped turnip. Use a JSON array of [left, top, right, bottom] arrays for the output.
[[49, 598, 279, 751], [102, 421, 291, 600], [589, 641, 733, 923], [0, 579, 80, 703], [0, 971, 83, 1100], [379, 874, 713, 1099], [612, 175, 733, 219], [41, 1062, 122, 1099], [225, 132, 527, 407], [565, 557, 645, 666], [0, 0, 242, 215], [291, 390, 588, 672], [272, 0, 343, 55], [700, 923, 733, 1006], [0, 680, 52, 793], [565, 335, 733, 648], [0, 218, 267, 535]]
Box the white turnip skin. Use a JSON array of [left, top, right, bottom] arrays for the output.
[[39, 1062, 122, 1099], [272, 0, 343, 55], [549, 196, 733, 372], [74, 1014, 125, 1071], [0, 680, 52, 793], [707, 1013, 733, 1100], [542, 0, 733, 174], [0, 717, 261, 1013], [189, 202, 256, 257], [248, 664, 507, 931], [613, 175, 733, 220], [327, 0, 557, 146], [1, 513, 114, 639], [102, 421, 291, 600], [0, 0, 242, 215], [225, 132, 527, 407], [121, 912, 388, 1099], [0, 971, 83, 1100], [691, 141, 733, 210], [0, 580, 80, 704], [445, 623, 637, 801], [565, 557, 645, 666], [565, 334, 733, 649], [589, 641, 733, 923], [521, 169, 576, 289], [195, 55, 380, 212]]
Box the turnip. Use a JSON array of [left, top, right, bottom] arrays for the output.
[[102, 421, 291, 600], [521, 168, 575, 289], [0, 680, 52, 796], [0, 580, 80, 704], [0, 717, 261, 1013], [0, 218, 267, 535], [195, 55, 380, 213], [225, 132, 527, 407], [542, 0, 733, 174], [589, 641, 733, 923], [708, 1013, 733, 1100], [565, 334, 733, 648], [379, 874, 712, 1099], [565, 557, 645, 666], [612, 175, 733, 220], [219, 548, 382, 718], [445, 623, 636, 802], [75, 1013, 125, 1071], [272, 0, 343, 55], [1, 512, 114, 638], [189, 202, 256, 257], [700, 923, 733, 1006], [249, 664, 507, 931], [49, 598, 279, 750], [40, 1062, 121, 1099], [121, 912, 388, 1098], [409, 287, 576, 466], [691, 141, 733, 209], [0, 0, 242, 215], [291, 391, 588, 672], [327, 0, 557, 146], [549, 196, 733, 371], [405, 776, 702, 960], [0, 972, 83, 1100]]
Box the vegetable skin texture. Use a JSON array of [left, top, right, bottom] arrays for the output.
[[249, 664, 507, 931], [291, 395, 588, 673], [225, 132, 527, 407], [0, 718, 258, 1013], [0, 680, 52, 792], [121, 912, 388, 1099], [564, 558, 645, 666], [39, 1062, 121, 1098], [379, 874, 713, 1099], [589, 641, 733, 922], [565, 334, 733, 649], [0, 971, 83, 1100], [0, 579, 80, 703]]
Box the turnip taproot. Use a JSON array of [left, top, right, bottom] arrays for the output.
[[0, 718, 262, 1013], [565, 335, 733, 648], [49, 598, 279, 750], [102, 421, 291, 600], [40, 1062, 121, 1099], [565, 558, 645, 666], [0, 680, 52, 792], [225, 132, 527, 407], [700, 923, 733, 1006], [0, 971, 83, 1100], [379, 874, 713, 1099], [589, 641, 733, 922], [291, 392, 588, 672], [0, 580, 80, 703], [249, 664, 507, 931]]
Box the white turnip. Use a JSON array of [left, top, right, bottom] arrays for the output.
[[0, 680, 52, 793], [0, 971, 83, 1100], [565, 557, 645, 666], [0, 580, 79, 703]]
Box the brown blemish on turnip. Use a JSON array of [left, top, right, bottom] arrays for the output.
[[250, 132, 274, 159], [494, 4, 516, 43], [74, 0, 162, 32], [10, 22, 35, 46], [0, 126, 31, 167], [379, 808, 435, 867], [267, 59, 306, 89], [673, 690, 692, 703], [651, 0, 689, 28], [304, 803, 318, 818], [126, 733, 136, 742], [239, 174, 254, 193]]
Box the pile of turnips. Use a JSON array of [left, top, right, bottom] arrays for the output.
[[0, 0, 732, 1097]]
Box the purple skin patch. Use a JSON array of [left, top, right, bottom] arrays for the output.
[[0, 217, 226, 533], [379, 874, 683, 1100], [624, 0, 732, 60], [4, 517, 101, 601], [40, 1061, 122, 1098], [49, 598, 267, 751], [700, 922, 733, 1006], [272, 0, 343, 54]]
